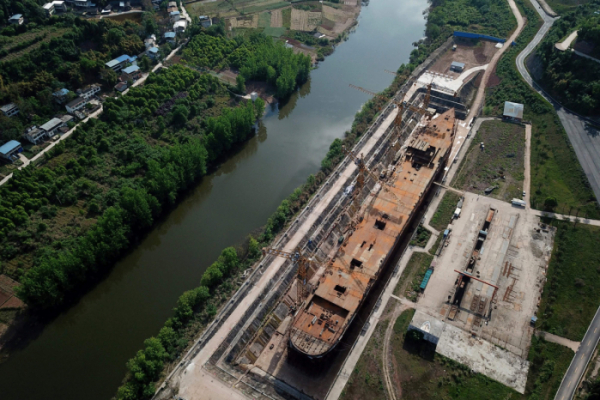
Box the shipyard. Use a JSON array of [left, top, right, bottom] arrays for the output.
[[151, 30, 564, 400]]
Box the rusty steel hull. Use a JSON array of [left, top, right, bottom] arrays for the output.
[[289, 109, 457, 359]]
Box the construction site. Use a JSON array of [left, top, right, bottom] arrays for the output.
[[154, 34, 547, 400]]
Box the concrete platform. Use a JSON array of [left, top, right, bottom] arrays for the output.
[[436, 323, 529, 393]]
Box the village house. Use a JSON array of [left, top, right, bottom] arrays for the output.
[[121, 65, 141, 81], [1, 103, 19, 117], [66, 97, 87, 114], [199, 15, 212, 28], [0, 140, 23, 163], [77, 84, 101, 100], [53, 88, 71, 104], [164, 31, 176, 44], [9, 14, 24, 25], [105, 55, 133, 72]]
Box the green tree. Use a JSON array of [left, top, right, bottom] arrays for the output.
[[172, 105, 189, 126], [236, 74, 246, 93], [544, 196, 558, 211]]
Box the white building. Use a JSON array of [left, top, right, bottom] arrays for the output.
[[1, 103, 19, 117], [74, 0, 95, 7], [40, 117, 66, 137], [52, 1, 67, 12], [43, 2, 55, 16], [66, 97, 87, 114], [77, 84, 101, 100], [23, 126, 46, 145], [173, 19, 187, 33], [105, 55, 132, 72]]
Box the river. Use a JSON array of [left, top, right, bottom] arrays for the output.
[[0, 0, 428, 398]]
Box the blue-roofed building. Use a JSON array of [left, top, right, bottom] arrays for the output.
[[0, 140, 23, 162], [9, 14, 24, 25], [121, 65, 141, 81], [53, 88, 71, 104], [170, 10, 181, 21], [105, 54, 132, 72], [122, 65, 140, 75], [147, 47, 159, 59], [164, 31, 176, 44]]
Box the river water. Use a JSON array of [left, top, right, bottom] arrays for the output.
[[0, 1, 428, 398]]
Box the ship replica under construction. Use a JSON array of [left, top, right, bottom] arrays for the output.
[[289, 108, 457, 358]]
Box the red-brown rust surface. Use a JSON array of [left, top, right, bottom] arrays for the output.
[[290, 109, 457, 357]]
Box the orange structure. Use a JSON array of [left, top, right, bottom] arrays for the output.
[[289, 109, 457, 358]]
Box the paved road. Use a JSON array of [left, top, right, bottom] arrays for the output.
[[513, 2, 600, 398], [555, 306, 600, 400], [516, 0, 600, 205]]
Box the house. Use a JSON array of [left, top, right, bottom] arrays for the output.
[[147, 47, 159, 59], [1, 103, 19, 117], [40, 117, 66, 137], [167, 6, 177, 13], [101, 4, 112, 14], [407, 310, 444, 345], [503, 101, 524, 122], [105, 54, 133, 72], [9, 14, 24, 25], [53, 88, 71, 104], [60, 114, 74, 125], [52, 1, 67, 12], [115, 82, 128, 92], [164, 31, 176, 44], [66, 97, 87, 114], [43, 2, 56, 16], [121, 65, 141, 81], [145, 34, 157, 49], [77, 84, 101, 100], [199, 15, 212, 28], [0, 141, 23, 163], [170, 10, 180, 21], [450, 61, 465, 72], [23, 126, 47, 144], [173, 19, 187, 33], [168, 1, 177, 7], [74, 0, 95, 8]]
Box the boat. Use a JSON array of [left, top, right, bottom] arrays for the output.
[[289, 108, 457, 358]]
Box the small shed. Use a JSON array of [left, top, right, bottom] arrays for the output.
[[9, 14, 24, 25], [450, 61, 465, 72], [408, 310, 445, 345], [115, 82, 128, 92], [0, 140, 23, 162], [503, 101, 524, 122]]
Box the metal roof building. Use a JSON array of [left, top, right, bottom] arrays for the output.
[[122, 65, 140, 74], [450, 61, 465, 72], [40, 117, 64, 132], [503, 101, 524, 121], [408, 310, 445, 345], [164, 32, 176, 39]]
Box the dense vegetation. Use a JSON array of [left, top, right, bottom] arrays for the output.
[[183, 31, 311, 98], [0, 15, 150, 142], [485, 0, 600, 218], [0, 65, 265, 309], [427, 0, 517, 40], [536, 0, 600, 115]]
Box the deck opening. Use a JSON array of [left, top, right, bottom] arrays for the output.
[[350, 258, 363, 268], [334, 285, 347, 294], [368, 243, 374, 251], [360, 241, 366, 248], [374, 219, 386, 230]]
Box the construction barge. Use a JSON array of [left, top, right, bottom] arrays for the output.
[[289, 108, 457, 358]]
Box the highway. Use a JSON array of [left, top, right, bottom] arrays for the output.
[[514, 1, 600, 398], [515, 0, 600, 205]]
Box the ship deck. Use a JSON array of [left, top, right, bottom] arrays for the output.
[[290, 109, 457, 357]]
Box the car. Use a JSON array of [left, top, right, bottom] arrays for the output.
[[522, 191, 526, 197]]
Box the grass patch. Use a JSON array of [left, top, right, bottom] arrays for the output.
[[340, 318, 389, 400], [429, 192, 461, 231], [0, 27, 70, 62], [394, 252, 433, 301], [525, 335, 574, 400], [263, 26, 286, 37], [258, 11, 271, 28], [537, 221, 600, 341], [410, 225, 432, 247], [545, 0, 592, 15], [453, 120, 525, 202], [282, 8, 292, 28], [428, 233, 443, 256]]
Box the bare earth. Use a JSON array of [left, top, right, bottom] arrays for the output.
[[270, 9, 283, 27]]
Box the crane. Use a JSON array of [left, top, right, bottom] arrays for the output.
[[349, 83, 433, 133], [261, 247, 312, 302]]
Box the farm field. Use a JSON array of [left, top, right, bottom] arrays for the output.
[[393, 252, 433, 302], [0, 27, 71, 62], [452, 120, 525, 202], [429, 191, 461, 231]]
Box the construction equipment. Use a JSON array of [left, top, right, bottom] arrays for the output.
[[342, 145, 405, 206], [348, 83, 432, 133], [261, 247, 312, 302]]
